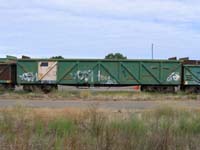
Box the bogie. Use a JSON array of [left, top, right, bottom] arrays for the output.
[[183, 86, 200, 93], [23, 85, 58, 93], [0, 84, 15, 91], [141, 86, 175, 93]]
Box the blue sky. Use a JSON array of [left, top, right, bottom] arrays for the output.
[[0, 0, 200, 59]]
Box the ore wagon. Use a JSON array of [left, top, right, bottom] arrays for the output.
[[0, 56, 17, 89], [17, 59, 182, 92]]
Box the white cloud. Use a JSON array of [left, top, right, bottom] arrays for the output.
[[0, 0, 199, 59], [1, 0, 200, 23], [31, 0, 200, 23]]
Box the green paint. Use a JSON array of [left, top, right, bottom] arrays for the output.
[[184, 65, 200, 85], [17, 59, 181, 86]]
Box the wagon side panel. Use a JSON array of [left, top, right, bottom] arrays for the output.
[[17, 60, 38, 84], [137, 61, 181, 85], [57, 60, 181, 86]]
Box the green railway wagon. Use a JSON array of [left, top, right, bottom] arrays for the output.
[[183, 65, 200, 92], [17, 59, 182, 92]]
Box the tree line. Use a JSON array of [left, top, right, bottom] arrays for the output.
[[51, 53, 127, 60]]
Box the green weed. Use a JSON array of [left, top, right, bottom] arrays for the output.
[[48, 118, 75, 137]]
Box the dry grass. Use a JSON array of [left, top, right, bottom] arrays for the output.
[[1, 105, 200, 150]]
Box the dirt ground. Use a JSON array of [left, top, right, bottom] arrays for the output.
[[0, 99, 200, 112]]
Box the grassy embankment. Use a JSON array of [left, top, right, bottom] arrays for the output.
[[0, 90, 200, 101], [1, 106, 200, 150]]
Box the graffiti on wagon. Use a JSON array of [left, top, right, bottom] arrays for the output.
[[99, 74, 117, 84], [19, 72, 38, 82], [71, 70, 117, 84], [72, 70, 94, 83], [167, 72, 180, 82], [98, 70, 117, 84]]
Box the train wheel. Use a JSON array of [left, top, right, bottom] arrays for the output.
[[141, 86, 156, 92], [141, 86, 175, 93], [0, 84, 15, 91], [185, 86, 193, 93], [196, 87, 200, 93], [23, 85, 41, 92], [161, 86, 175, 93], [0, 84, 7, 91], [41, 85, 57, 93], [23, 85, 31, 92], [185, 86, 200, 93]]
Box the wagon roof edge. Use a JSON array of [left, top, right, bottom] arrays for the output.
[[17, 58, 182, 63]]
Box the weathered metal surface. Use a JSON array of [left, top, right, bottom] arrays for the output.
[[17, 59, 181, 86], [17, 60, 57, 84], [182, 60, 200, 65], [38, 61, 57, 82], [184, 65, 200, 85], [0, 56, 17, 64], [0, 63, 16, 84]]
